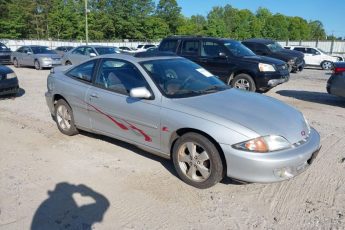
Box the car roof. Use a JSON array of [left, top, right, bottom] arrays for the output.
[[164, 35, 238, 43], [26, 45, 49, 48], [94, 53, 181, 63], [243, 38, 275, 44]]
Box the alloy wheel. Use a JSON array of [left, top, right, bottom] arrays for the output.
[[56, 104, 72, 131], [177, 142, 211, 182], [234, 79, 250, 90], [322, 61, 332, 70]]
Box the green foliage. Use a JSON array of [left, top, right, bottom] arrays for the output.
[[0, 1, 330, 41]]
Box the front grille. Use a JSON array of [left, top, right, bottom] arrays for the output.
[[276, 64, 288, 71]]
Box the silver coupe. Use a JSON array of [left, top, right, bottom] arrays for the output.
[[45, 53, 321, 188]]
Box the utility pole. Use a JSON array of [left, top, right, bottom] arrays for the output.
[[85, 0, 89, 45]]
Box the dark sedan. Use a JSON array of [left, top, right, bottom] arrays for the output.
[[0, 65, 19, 96], [0, 42, 12, 64], [327, 62, 345, 99]]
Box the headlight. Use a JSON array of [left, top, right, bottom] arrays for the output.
[[41, 57, 52, 61], [258, 63, 276, 72], [232, 135, 291, 153], [6, 72, 17, 79]]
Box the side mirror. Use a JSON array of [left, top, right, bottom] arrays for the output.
[[130, 87, 152, 99], [218, 52, 227, 58], [27, 51, 32, 55], [90, 53, 97, 57]]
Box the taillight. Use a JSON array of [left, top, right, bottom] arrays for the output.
[[333, 67, 345, 74]]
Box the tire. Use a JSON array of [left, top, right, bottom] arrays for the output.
[[54, 99, 78, 136], [34, 60, 42, 70], [321, 61, 333, 70], [231, 74, 256, 92], [65, 61, 72, 65], [13, 58, 19, 68], [172, 133, 224, 189]]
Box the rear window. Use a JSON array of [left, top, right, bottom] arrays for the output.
[[159, 40, 178, 52]]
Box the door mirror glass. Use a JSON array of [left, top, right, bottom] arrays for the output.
[[218, 52, 227, 58], [90, 53, 97, 57], [130, 87, 152, 99]]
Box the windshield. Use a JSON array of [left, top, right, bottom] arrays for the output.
[[267, 42, 284, 52], [318, 48, 327, 54], [224, 41, 255, 57], [95, 47, 118, 55], [31, 46, 56, 54], [141, 58, 229, 98], [0, 43, 9, 50]]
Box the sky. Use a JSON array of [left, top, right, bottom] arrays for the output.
[[173, 0, 345, 38]]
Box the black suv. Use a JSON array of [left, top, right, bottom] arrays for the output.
[[242, 39, 304, 73], [0, 42, 12, 64], [158, 36, 289, 92]]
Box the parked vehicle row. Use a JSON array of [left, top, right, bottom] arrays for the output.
[[0, 42, 12, 64], [158, 36, 290, 92], [0, 65, 19, 96], [45, 52, 321, 188], [327, 62, 345, 99], [242, 39, 305, 73], [285, 46, 342, 70]]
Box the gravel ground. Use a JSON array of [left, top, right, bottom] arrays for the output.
[[0, 66, 344, 230]]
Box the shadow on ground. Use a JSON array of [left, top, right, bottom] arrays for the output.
[[0, 87, 25, 100], [31, 183, 109, 230], [80, 131, 242, 186], [276, 90, 345, 108]]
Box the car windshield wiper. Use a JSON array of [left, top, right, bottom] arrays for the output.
[[200, 85, 228, 93]]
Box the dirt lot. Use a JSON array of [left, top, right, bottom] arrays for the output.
[[0, 66, 344, 230]]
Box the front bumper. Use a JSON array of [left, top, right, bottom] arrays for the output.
[[41, 59, 62, 68], [221, 128, 321, 183], [45, 91, 55, 115], [0, 54, 12, 64], [0, 78, 19, 96], [256, 71, 290, 90]]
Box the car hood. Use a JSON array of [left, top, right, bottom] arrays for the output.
[[173, 89, 309, 144], [242, 55, 286, 65], [270, 49, 304, 61], [0, 65, 13, 74], [35, 53, 61, 59]]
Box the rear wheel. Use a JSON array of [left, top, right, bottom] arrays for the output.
[[34, 60, 41, 70], [172, 133, 224, 189], [321, 61, 333, 70], [231, 74, 256, 92], [55, 99, 78, 136], [13, 58, 19, 68], [65, 61, 72, 65]]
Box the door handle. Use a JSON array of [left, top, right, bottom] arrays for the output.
[[90, 93, 99, 98]]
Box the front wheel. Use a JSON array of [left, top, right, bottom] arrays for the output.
[[172, 133, 224, 189], [55, 99, 78, 136], [231, 74, 256, 92], [13, 58, 20, 68], [321, 61, 333, 70], [34, 60, 42, 70]]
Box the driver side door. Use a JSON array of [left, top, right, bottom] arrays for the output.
[[87, 58, 161, 150]]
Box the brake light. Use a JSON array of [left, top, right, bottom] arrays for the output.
[[333, 67, 345, 74]]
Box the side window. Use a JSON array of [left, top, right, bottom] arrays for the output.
[[72, 47, 85, 55], [295, 47, 306, 53], [201, 41, 226, 57], [66, 60, 96, 82], [307, 48, 319, 55], [95, 59, 149, 95], [159, 40, 178, 52], [23, 47, 31, 54], [84, 47, 94, 56], [256, 44, 269, 54], [181, 40, 199, 55], [17, 47, 24, 53], [243, 42, 256, 51]]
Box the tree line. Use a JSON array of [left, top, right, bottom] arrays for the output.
[[0, 0, 338, 41]]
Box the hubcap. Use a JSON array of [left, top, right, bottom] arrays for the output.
[[323, 62, 332, 70], [56, 105, 72, 131], [178, 142, 211, 182], [234, 79, 250, 90]]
